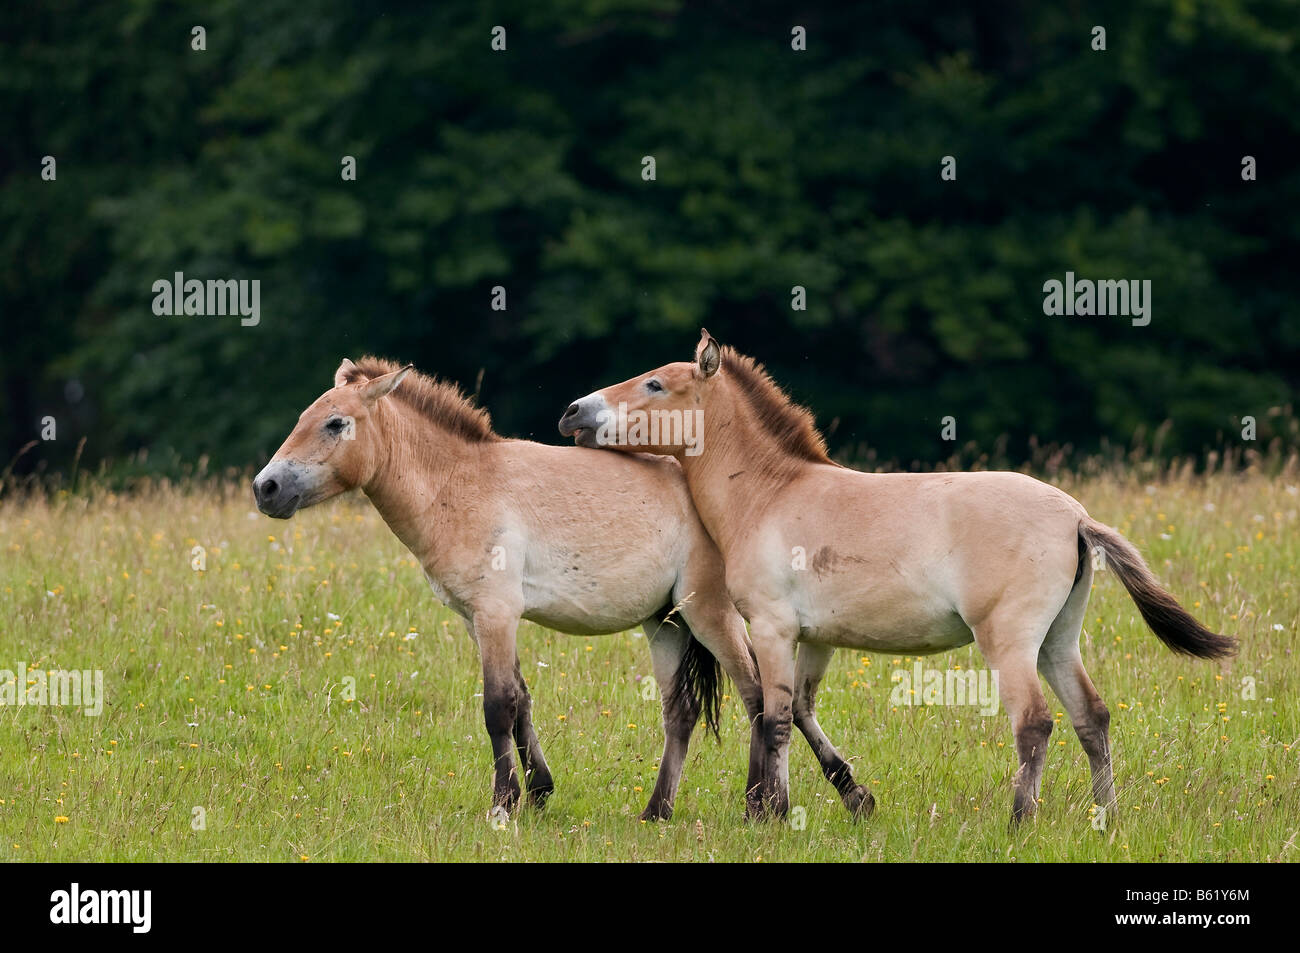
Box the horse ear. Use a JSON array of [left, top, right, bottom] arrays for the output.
[[334, 358, 358, 388], [361, 365, 413, 404], [695, 328, 721, 378]]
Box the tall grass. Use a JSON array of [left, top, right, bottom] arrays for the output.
[[0, 462, 1295, 861]]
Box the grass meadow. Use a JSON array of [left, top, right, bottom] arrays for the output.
[[1, 463, 1296, 862]]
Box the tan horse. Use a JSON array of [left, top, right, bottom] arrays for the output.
[[253, 357, 764, 820], [559, 330, 1236, 824]]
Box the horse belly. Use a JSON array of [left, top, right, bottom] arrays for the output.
[[521, 555, 674, 636], [794, 577, 972, 654], [803, 612, 973, 654]]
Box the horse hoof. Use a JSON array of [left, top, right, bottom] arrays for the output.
[[639, 802, 673, 822], [766, 797, 790, 821], [845, 785, 875, 820], [492, 781, 521, 818], [527, 783, 555, 809]]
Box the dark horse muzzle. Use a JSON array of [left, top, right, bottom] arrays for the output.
[[558, 395, 610, 449], [252, 460, 308, 519]]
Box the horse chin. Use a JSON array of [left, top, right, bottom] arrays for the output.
[[261, 494, 301, 519], [572, 428, 601, 449]]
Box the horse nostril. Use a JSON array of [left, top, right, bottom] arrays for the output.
[[564, 403, 579, 419], [260, 478, 279, 500]]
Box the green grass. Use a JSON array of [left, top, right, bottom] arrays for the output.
[[1, 470, 1296, 861]]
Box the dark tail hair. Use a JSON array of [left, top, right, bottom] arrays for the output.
[[667, 632, 723, 739], [1079, 517, 1237, 659]]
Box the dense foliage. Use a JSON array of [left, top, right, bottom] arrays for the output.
[[3, 0, 1297, 473]]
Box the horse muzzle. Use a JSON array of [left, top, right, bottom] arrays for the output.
[[252, 460, 308, 519], [558, 395, 610, 448]]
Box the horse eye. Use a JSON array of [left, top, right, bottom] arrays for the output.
[[645, 379, 664, 393], [325, 417, 347, 433]]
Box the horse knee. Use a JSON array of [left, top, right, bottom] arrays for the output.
[[765, 712, 793, 750], [1091, 701, 1110, 734], [1015, 714, 1055, 761], [483, 685, 518, 736], [738, 687, 764, 723], [1075, 702, 1111, 755]]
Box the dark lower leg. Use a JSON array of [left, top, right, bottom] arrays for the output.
[[642, 707, 695, 821], [484, 682, 521, 812], [793, 644, 872, 819], [1075, 700, 1115, 817], [512, 665, 554, 807], [1011, 711, 1054, 822], [641, 613, 700, 821]]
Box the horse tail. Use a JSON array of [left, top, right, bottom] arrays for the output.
[[1079, 517, 1237, 659], [668, 630, 723, 739]]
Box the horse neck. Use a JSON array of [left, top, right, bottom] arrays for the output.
[[680, 377, 811, 554], [362, 398, 481, 559]]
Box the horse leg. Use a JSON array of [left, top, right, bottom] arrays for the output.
[[640, 608, 699, 821], [473, 610, 524, 814], [673, 562, 766, 819], [976, 627, 1054, 825], [1038, 563, 1117, 824], [511, 656, 555, 808], [749, 615, 798, 819], [793, 642, 874, 819]]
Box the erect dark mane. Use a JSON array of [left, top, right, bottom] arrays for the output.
[[720, 347, 830, 464], [343, 356, 499, 443]]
